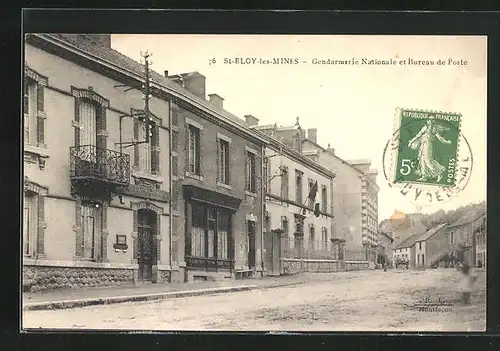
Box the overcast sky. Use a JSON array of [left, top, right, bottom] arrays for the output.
[[112, 35, 487, 221]]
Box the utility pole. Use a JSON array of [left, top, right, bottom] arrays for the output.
[[115, 50, 155, 153]]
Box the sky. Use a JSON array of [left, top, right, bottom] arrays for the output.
[[111, 35, 487, 221]]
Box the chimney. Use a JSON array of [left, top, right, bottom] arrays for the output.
[[180, 72, 206, 99], [86, 34, 111, 48], [245, 115, 259, 126], [326, 144, 335, 155], [208, 93, 224, 109], [307, 128, 317, 143], [164, 70, 169, 77]]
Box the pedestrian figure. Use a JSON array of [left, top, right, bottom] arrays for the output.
[[458, 262, 477, 305]]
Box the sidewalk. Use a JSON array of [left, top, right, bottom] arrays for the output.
[[23, 273, 321, 311]]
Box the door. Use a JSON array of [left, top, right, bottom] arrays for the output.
[[138, 209, 156, 282], [247, 220, 256, 269], [265, 230, 281, 276]]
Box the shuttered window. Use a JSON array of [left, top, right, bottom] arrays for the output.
[[23, 192, 38, 256], [79, 99, 97, 147], [245, 151, 256, 192], [23, 79, 38, 145], [133, 119, 160, 175], [81, 204, 102, 260], [188, 125, 201, 175], [218, 139, 230, 184]]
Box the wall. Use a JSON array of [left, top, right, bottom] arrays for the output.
[[281, 258, 368, 274], [173, 103, 264, 273], [425, 228, 449, 267]]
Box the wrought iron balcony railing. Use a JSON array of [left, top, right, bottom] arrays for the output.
[[70, 145, 130, 186]]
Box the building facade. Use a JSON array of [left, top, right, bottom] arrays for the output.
[[253, 122, 337, 274], [474, 212, 486, 268], [447, 209, 486, 267], [23, 34, 268, 291], [413, 224, 448, 268]]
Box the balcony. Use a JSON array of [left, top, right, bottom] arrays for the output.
[[70, 145, 130, 198]]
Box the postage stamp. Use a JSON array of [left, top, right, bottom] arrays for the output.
[[382, 108, 473, 207]]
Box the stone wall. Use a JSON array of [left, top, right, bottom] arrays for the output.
[[23, 265, 134, 292], [282, 258, 369, 274], [157, 269, 172, 284]]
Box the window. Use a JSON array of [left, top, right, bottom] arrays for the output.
[[422, 254, 425, 265], [172, 130, 178, 152], [81, 203, 102, 260], [246, 151, 256, 193], [419, 242, 422, 250], [23, 192, 38, 256], [24, 78, 38, 145], [281, 166, 289, 199], [308, 180, 315, 209], [189, 202, 231, 260], [218, 139, 230, 184], [188, 125, 201, 175], [322, 227, 328, 249], [309, 225, 315, 250], [282, 216, 289, 236], [450, 231, 454, 244], [321, 186, 328, 213], [134, 118, 159, 175], [295, 170, 303, 204], [79, 99, 98, 147]]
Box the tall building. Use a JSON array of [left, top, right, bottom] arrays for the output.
[[23, 34, 267, 292], [254, 120, 379, 262]]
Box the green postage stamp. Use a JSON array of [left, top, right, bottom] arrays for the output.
[[388, 108, 473, 192]]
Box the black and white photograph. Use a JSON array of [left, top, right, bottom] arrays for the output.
[[22, 32, 487, 332]]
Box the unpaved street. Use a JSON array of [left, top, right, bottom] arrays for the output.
[[23, 268, 486, 332]]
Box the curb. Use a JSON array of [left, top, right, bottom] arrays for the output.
[[23, 285, 259, 311]]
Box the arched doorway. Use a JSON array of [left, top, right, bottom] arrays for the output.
[[137, 209, 157, 282]]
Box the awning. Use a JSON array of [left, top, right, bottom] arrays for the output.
[[183, 185, 243, 212]]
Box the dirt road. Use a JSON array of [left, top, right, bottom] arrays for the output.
[[23, 268, 486, 332]]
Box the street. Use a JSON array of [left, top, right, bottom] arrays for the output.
[[23, 268, 486, 332]]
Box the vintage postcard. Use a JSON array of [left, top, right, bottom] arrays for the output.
[[22, 33, 486, 332]]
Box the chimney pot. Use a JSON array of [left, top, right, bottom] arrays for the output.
[[245, 115, 259, 126], [307, 128, 318, 143], [208, 93, 224, 109]]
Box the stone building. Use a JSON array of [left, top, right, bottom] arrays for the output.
[[247, 120, 337, 275], [255, 121, 379, 262], [23, 34, 267, 291], [447, 208, 486, 267], [474, 212, 486, 268]]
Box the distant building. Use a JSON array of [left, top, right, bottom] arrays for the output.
[[254, 122, 379, 262], [380, 212, 428, 248], [392, 224, 429, 268], [474, 212, 486, 268], [412, 223, 448, 268], [377, 231, 394, 265], [447, 208, 486, 267]]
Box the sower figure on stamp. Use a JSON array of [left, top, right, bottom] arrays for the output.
[[408, 119, 452, 182]]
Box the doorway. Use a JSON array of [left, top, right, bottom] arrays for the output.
[[137, 209, 156, 282], [247, 220, 256, 269]]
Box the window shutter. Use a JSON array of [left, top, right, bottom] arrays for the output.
[[151, 125, 160, 174], [226, 143, 230, 185], [133, 119, 139, 168], [216, 138, 220, 182], [75, 200, 83, 258], [133, 210, 139, 259], [101, 203, 108, 262], [36, 85, 45, 146], [171, 103, 178, 126], [96, 105, 107, 149], [36, 195, 45, 257], [197, 129, 203, 176], [245, 152, 249, 190], [74, 99, 80, 147], [185, 125, 190, 174], [172, 154, 178, 177]]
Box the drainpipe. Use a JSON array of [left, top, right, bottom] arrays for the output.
[[260, 144, 265, 277], [168, 100, 173, 275]]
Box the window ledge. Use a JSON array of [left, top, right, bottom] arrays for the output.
[[245, 191, 258, 198], [132, 171, 164, 184], [217, 182, 232, 190], [186, 172, 203, 181], [24, 144, 49, 158]]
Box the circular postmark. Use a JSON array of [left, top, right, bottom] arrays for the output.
[[382, 108, 473, 209]]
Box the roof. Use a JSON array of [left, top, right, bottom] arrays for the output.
[[394, 222, 429, 249], [449, 207, 487, 228], [31, 34, 267, 144], [415, 223, 447, 242]]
